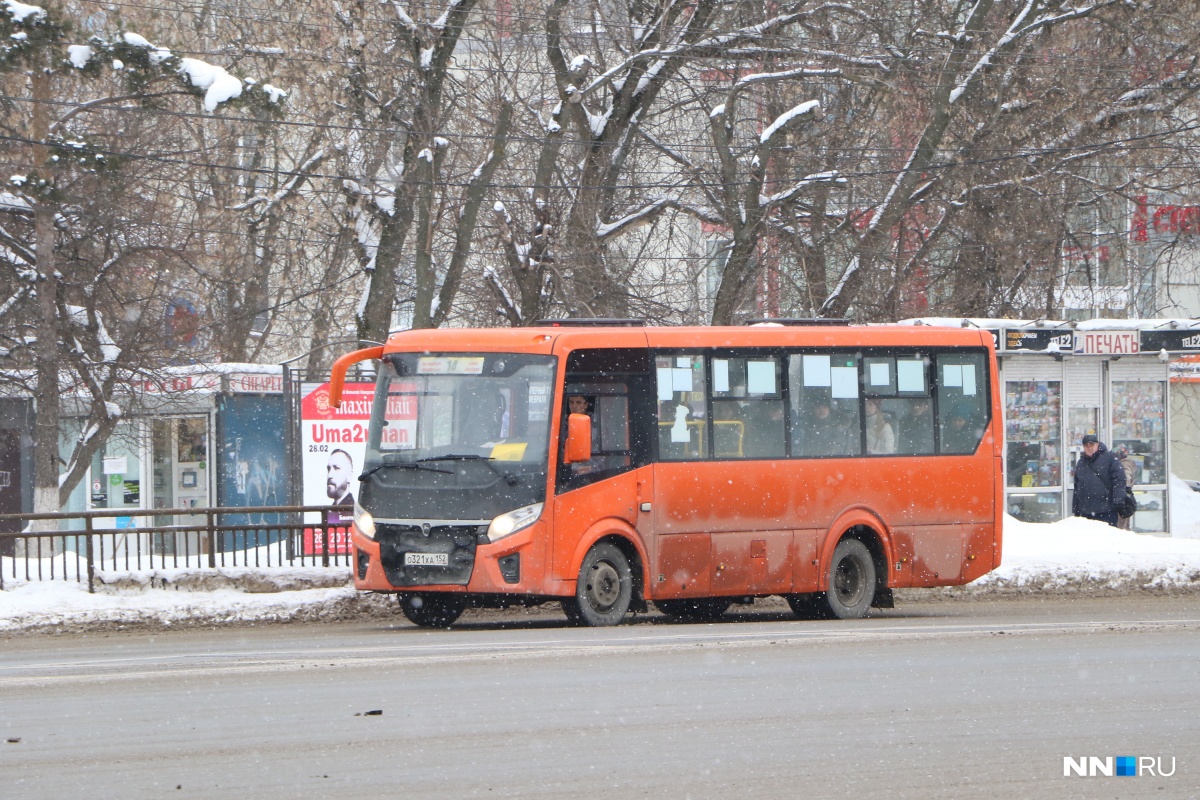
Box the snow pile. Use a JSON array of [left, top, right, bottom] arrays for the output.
[[4, 0, 46, 24], [4, 510, 1200, 632], [960, 514, 1200, 596], [67, 44, 93, 69], [122, 31, 173, 64], [1168, 472, 1200, 538], [178, 57, 242, 111], [0, 579, 370, 632]]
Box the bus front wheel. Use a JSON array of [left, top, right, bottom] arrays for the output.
[[821, 538, 876, 620], [399, 593, 466, 628], [563, 543, 632, 626]]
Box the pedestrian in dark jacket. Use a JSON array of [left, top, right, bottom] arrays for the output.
[[1072, 434, 1125, 526]]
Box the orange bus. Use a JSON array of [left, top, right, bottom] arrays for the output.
[[330, 321, 1002, 628]]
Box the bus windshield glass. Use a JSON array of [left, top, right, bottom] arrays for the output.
[[360, 352, 556, 519]]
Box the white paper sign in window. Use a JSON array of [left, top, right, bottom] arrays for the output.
[[943, 365, 963, 387], [747, 360, 776, 395], [869, 362, 891, 387], [669, 404, 690, 442], [713, 359, 730, 393], [656, 368, 673, 401], [672, 368, 693, 392], [962, 365, 977, 396], [831, 366, 858, 398], [897, 360, 925, 393], [803, 355, 831, 387]]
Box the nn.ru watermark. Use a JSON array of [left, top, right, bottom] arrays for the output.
[[1064, 756, 1176, 777]]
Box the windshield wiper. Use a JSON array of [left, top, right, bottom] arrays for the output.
[[415, 454, 520, 486], [359, 461, 453, 481]]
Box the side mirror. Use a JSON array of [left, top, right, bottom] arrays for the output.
[[330, 345, 384, 408], [564, 413, 592, 463]]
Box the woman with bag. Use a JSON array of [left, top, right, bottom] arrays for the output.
[[1115, 445, 1138, 530]]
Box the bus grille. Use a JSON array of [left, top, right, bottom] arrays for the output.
[[376, 523, 482, 587]]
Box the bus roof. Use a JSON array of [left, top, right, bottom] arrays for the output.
[[381, 325, 995, 355]]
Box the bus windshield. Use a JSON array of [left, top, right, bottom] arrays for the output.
[[360, 352, 556, 520]]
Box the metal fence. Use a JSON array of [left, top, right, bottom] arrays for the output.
[[0, 504, 352, 593]]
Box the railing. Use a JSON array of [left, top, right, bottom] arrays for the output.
[[0, 505, 352, 593]]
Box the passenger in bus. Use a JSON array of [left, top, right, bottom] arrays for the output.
[[864, 398, 895, 455], [941, 402, 979, 454], [741, 402, 785, 458], [896, 397, 934, 454], [798, 399, 853, 456]]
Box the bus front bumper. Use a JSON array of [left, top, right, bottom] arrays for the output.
[[350, 523, 546, 596]]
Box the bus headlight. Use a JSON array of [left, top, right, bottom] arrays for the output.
[[353, 501, 376, 540], [487, 502, 543, 543]]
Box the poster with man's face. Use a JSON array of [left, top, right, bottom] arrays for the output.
[[300, 382, 374, 553]]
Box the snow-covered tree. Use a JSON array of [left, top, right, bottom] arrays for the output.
[[0, 0, 280, 510]]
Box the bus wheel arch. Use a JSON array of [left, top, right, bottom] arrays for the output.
[[563, 528, 648, 626], [812, 520, 892, 620]]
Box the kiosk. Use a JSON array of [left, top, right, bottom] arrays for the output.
[[903, 318, 1196, 534]]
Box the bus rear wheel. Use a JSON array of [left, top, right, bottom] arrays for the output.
[[655, 598, 731, 622], [398, 593, 466, 628], [821, 538, 876, 620], [563, 542, 632, 627]]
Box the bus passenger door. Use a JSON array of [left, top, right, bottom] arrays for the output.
[[551, 349, 656, 583]]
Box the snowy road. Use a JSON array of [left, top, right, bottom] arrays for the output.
[[2, 595, 1197, 799]]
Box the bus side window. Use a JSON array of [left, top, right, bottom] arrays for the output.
[[787, 353, 861, 457], [936, 352, 988, 454], [656, 354, 706, 459], [711, 355, 784, 458]]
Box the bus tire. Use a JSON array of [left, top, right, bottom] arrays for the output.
[[822, 538, 876, 620], [398, 593, 466, 628], [655, 598, 731, 622], [563, 542, 632, 627]]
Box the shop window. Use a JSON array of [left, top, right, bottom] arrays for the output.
[[88, 422, 142, 514], [1111, 381, 1166, 485], [177, 418, 207, 463], [1129, 489, 1165, 532], [1007, 491, 1063, 523], [1005, 381, 1062, 488]]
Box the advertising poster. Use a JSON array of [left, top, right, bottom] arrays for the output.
[[218, 394, 286, 534], [300, 382, 418, 554]]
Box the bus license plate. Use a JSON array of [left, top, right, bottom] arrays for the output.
[[405, 552, 448, 567]]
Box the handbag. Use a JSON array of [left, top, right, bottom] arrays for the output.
[[1118, 485, 1138, 518]]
